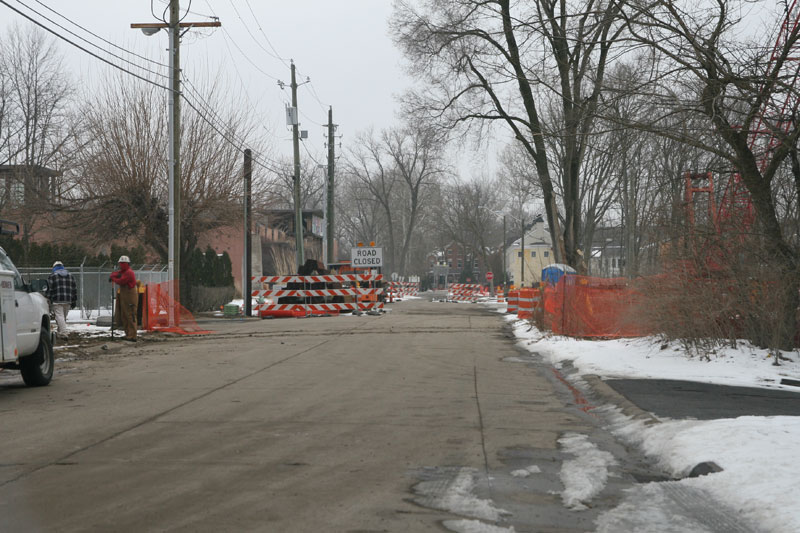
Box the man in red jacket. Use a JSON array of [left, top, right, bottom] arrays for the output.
[[110, 255, 138, 342]]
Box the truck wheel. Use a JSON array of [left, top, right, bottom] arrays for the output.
[[20, 331, 54, 387]]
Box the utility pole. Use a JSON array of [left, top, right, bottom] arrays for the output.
[[169, 0, 181, 323], [502, 215, 507, 289], [131, 4, 220, 324], [326, 106, 336, 266], [520, 216, 525, 287], [291, 61, 304, 269], [243, 149, 252, 318]]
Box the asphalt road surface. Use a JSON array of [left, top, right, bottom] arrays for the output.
[[0, 299, 761, 532], [605, 379, 800, 419]]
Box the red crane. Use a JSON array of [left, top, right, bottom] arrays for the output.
[[686, 0, 800, 260], [716, 0, 800, 233]]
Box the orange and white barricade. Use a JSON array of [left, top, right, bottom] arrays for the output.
[[449, 283, 482, 302], [497, 289, 505, 303], [252, 273, 384, 318], [506, 289, 519, 314]]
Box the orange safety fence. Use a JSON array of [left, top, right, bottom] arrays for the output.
[[542, 275, 650, 338], [143, 281, 212, 335]]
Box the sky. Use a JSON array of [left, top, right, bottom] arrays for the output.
[[0, 0, 439, 174]]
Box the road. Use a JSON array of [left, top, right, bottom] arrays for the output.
[[0, 298, 755, 532]]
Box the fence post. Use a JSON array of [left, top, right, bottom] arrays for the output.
[[79, 257, 86, 320]]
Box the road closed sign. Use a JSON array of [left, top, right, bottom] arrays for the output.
[[351, 247, 383, 267]]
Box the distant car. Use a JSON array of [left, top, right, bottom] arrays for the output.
[[0, 220, 55, 386]]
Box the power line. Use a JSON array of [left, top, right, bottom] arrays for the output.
[[243, 0, 290, 67], [180, 92, 283, 175], [182, 79, 285, 171], [33, 0, 170, 68], [227, 0, 286, 67], [14, 0, 169, 81], [0, 0, 171, 91]]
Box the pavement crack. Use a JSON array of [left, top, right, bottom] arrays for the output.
[[473, 365, 493, 498]]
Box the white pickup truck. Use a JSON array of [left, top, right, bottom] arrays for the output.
[[0, 221, 55, 387]]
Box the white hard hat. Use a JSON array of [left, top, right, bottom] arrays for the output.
[[52, 261, 63, 268], [118, 255, 131, 263]]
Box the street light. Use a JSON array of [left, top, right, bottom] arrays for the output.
[[132, 7, 220, 326]]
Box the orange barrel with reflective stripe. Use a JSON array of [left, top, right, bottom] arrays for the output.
[[497, 289, 504, 303], [507, 289, 519, 314], [531, 287, 542, 309], [517, 288, 534, 319]]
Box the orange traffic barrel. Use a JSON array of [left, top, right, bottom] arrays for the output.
[[507, 289, 519, 314], [518, 288, 534, 319]]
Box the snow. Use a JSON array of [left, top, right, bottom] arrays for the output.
[[557, 432, 618, 510], [510, 465, 541, 478], [443, 519, 515, 533], [493, 305, 800, 532], [418, 468, 512, 533]]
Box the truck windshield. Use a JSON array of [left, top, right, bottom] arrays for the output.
[[0, 248, 24, 290]]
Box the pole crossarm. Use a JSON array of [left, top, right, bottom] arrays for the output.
[[130, 22, 222, 29]]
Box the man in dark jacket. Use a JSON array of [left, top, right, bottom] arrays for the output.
[[48, 261, 77, 340], [110, 255, 138, 342]]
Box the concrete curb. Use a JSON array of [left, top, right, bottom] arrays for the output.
[[582, 374, 661, 426]]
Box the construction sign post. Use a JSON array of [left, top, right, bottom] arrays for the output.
[[351, 247, 383, 268]]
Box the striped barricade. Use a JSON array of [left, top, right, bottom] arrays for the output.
[[449, 283, 482, 302], [252, 274, 384, 318]]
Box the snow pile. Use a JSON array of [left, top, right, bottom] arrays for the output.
[[510, 465, 541, 478], [497, 312, 800, 531], [437, 468, 508, 522], [506, 317, 800, 391], [443, 519, 515, 533], [557, 433, 618, 509], [610, 413, 800, 533]]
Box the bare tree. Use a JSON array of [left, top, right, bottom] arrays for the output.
[[391, 0, 628, 271], [0, 24, 74, 244], [622, 0, 800, 349], [343, 124, 447, 275], [68, 74, 265, 276]]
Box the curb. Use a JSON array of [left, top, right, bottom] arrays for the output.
[[582, 374, 661, 425]]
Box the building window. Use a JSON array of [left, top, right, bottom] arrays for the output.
[[447, 249, 452, 256], [517, 251, 522, 258], [448, 261, 452, 267], [457, 261, 462, 268], [544, 251, 550, 257], [531, 251, 536, 257]]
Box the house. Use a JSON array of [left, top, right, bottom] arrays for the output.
[[426, 241, 488, 288], [0, 165, 61, 208], [199, 208, 340, 295], [504, 215, 554, 287], [588, 227, 625, 277]]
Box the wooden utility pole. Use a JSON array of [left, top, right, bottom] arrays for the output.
[[244, 149, 252, 317], [131, 5, 221, 320], [169, 0, 181, 319], [291, 61, 304, 268], [520, 216, 525, 286], [326, 106, 336, 265]]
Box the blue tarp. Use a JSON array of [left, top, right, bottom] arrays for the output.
[[541, 263, 577, 285]]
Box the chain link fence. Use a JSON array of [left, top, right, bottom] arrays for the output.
[[18, 264, 168, 319]]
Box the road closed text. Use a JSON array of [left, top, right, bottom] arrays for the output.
[[351, 247, 383, 267]]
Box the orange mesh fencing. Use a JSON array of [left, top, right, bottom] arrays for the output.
[[543, 275, 651, 338], [143, 281, 212, 335]]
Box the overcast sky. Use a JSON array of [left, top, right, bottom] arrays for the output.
[[0, 0, 460, 174]]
